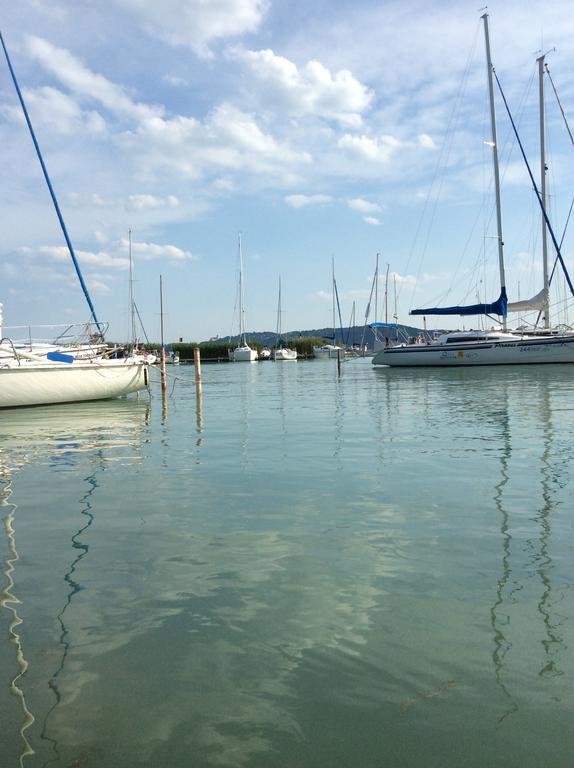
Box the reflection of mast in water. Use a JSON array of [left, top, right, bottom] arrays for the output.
[[530, 384, 563, 678], [0, 475, 36, 766], [490, 390, 518, 724], [40, 465, 100, 765]]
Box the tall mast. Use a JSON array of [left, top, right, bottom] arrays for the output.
[[331, 256, 336, 344], [481, 13, 507, 329], [276, 274, 282, 339], [374, 253, 379, 323], [538, 53, 550, 328], [128, 228, 136, 345], [238, 233, 246, 344], [384, 263, 390, 324]]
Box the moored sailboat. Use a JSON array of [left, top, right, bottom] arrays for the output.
[[373, 14, 574, 368], [313, 258, 343, 359], [273, 276, 297, 361], [0, 32, 149, 407], [232, 234, 258, 362]]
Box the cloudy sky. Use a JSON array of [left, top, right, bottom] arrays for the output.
[[1, 0, 574, 341]]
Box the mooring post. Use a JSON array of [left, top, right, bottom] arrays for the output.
[[337, 347, 341, 375], [194, 347, 202, 394]]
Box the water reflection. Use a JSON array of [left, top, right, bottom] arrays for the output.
[[40, 465, 100, 767], [1, 364, 573, 767], [489, 381, 518, 723], [0, 400, 150, 766], [1, 474, 35, 766], [371, 364, 573, 730]]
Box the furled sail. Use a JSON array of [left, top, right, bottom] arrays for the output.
[[410, 288, 508, 317], [506, 289, 545, 313]]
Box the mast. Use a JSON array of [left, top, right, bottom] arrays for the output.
[[331, 256, 336, 345], [276, 274, 282, 341], [538, 53, 550, 328], [0, 31, 101, 331], [374, 253, 379, 323], [238, 234, 246, 345], [481, 13, 507, 330], [128, 229, 136, 345], [384, 263, 390, 324]]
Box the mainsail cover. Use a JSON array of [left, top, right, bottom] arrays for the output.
[[410, 288, 508, 317]]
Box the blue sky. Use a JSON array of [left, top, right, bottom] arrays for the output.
[[1, 0, 574, 342]]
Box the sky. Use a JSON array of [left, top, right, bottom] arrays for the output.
[[1, 0, 574, 342]]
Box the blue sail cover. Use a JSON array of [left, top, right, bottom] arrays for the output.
[[410, 288, 508, 317]]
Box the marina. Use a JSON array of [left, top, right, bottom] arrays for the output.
[[1, 359, 574, 767], [2, 3, 574, 766]]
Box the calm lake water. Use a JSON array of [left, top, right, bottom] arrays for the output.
[[1, 358, 573, 767]]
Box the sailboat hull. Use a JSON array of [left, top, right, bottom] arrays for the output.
[[373, 335, 574, 367], [313, 345, 341, 359], [0, 359, 149, 408], [232, 346, 258, 362], [273, 348, 297, 361]]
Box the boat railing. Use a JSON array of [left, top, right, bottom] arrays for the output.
[[0, 321, 109, 348]]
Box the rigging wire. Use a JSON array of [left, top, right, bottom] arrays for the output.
[[494, 69, 574, 298], [545, 64, 574, 148], [403, 20, 481, 312]]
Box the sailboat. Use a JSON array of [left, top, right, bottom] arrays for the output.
[[273, 276, 297, 360], [313, 258, 343, 359], [232, 234, 258, 362], [0, 32, 149, 407], [373, 14, 574, 368]]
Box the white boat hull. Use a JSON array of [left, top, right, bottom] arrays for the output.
[[233, 346, 258, 362], [313, 345, 341, 359], [0, 359, 149, 408], [273, 348, 297, 361], [373, 335, 574, 366]]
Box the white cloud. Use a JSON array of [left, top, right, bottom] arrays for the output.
[[87, 277, 112, 293], [418, 133, 436, 149], [115, 0, 269, 57], [232, 48, 372, 126], [163, 74, 189, 88], [15, 86, 107, 135], [122, 104, 310, 184], [35, 245, 129, 269], [363, 216, 380, 226], [126, 194, 180, 210], [337, 134, 402, 163], [120, 238, 195, 261], [285, 194, 332, 208], [348, 197, 382, 214], [25, 35, 163, 122]]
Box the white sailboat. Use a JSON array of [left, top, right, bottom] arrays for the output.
[[373, 14, 574, 368], [0, 32, 149, 407], [313, 258, 343, 359], [232, 234, 258, 362], [273, 276, 297, 361]]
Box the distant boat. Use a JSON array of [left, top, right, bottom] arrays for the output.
[[164, 347, 180, 364], [314, 258, 342, 359], [0, 32, 149, 408], [373, 14, 574, 368], [273, 276, 297, 361], [232, 234, 258, 362]]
